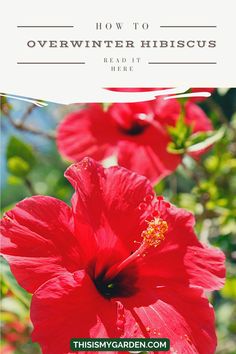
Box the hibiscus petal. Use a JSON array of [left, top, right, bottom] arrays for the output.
[[117, 126, 181, 183], [65, 158, 153, 271], [154, 97, 181, 126], [31, 270, 120, 354], [0, 196, 80, 292], [139, 204, 225, 291], [57, 104, 118, 162], [153, 97, 213, 133], [122, 286, 217, 354], [184, 245, 225, 290], [185, 101, 213, 133]]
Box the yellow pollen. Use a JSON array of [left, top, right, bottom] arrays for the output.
[[105, 217, 168, 281], [141, 218, 168, 247]]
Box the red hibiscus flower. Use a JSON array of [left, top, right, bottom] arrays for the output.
[[57, 97, 213, 183], [0, 158, 225, 354]]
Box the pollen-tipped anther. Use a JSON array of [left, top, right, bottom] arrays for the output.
[[141, 217, 168, 247]]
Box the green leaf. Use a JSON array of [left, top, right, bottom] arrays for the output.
[[6, 136, 36, 176], [204, 155, 220, 172], [167, 116, 193, 154], [167, 143, 185, 155], [187, 127, 225, 153], [7, 157, 30, 177], [7, 175, 23, 185], [0, 258, 31, 307], [221, 277, 236, 299], [1, 297, 28, 318], [0, 312, 17, 323]]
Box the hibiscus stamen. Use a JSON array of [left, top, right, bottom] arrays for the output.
[[141, 217, 168, 248], [105, 196, 169, 282]]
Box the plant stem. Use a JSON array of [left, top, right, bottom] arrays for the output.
[[19, 103, 37, 126], [4, 110, 55, 139], [24, 177, 36, 195]]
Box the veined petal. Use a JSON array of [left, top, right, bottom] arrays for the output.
[[0, 196, 80, 292], [122, 286, 217, 354], [57, 104, 118, 162], [31, 271, 120, 354], [139, 204, 225, 291], [65, 158, 153, 272]]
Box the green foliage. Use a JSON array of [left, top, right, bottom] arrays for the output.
[[7, 175, 24, 186], [7, 156, 31, 177], [6, 136, 36, 178], [221, 277, 236, 299], [187, 127, 225, 152], [167, 116, 193, 154], [167, 118, 225, 154], [0, 258, 31, 307]]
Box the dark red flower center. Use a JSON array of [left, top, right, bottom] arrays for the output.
[[119, 118, 149, 136], [118, 113, 152, 136], [94, 264, 139, 299], [109, 103, 154, 136]]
